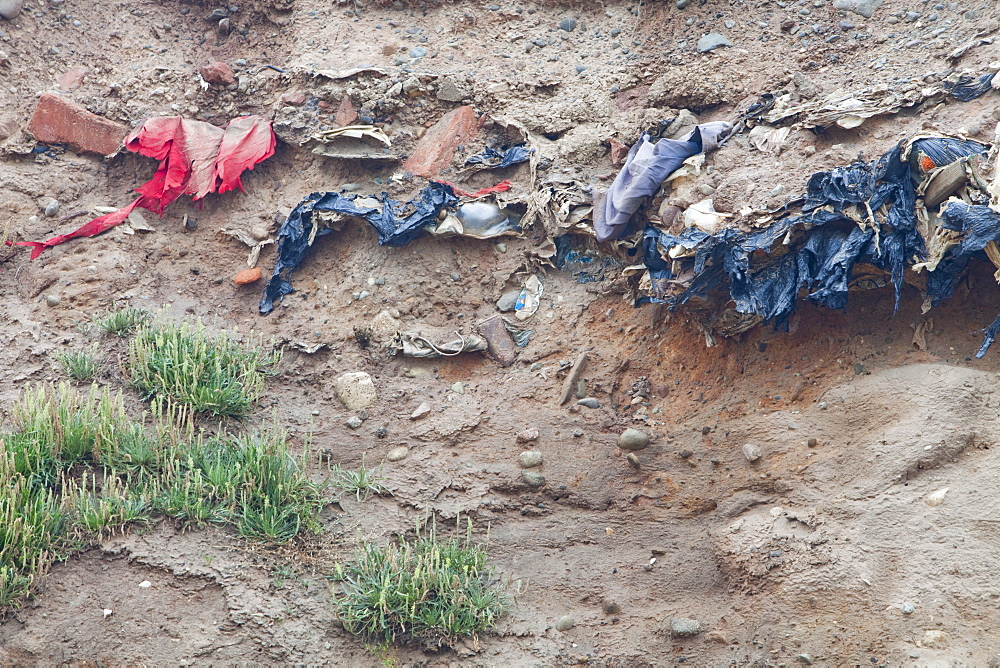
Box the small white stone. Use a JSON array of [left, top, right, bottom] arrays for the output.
[[924, 487, 948, 507], [138, 580, 151, 589], [102, 608, 113, 618], [334, 372, 377, 411]]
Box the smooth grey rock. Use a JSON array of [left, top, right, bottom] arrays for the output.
[[558, 17, 576, 32], [577, 397, 600, 409], [0, 0, 24, 20], [496, 290, 520, 312], [696, 33, 731, 53], [618, 428, 651, 451], [519, 451, 543, 468], [346, 416, 363, 429], [410, 402, 431, 420], [742, 443, 762, 462], [555, 615, 574, 631], [670, 618, 702, 637], [44, 200, 60, 217], [902, 602, 916, 614], [796, 655, 814, 666], [408, 46, 427, 58], [44, 294, 60, 307], [521, 470, 546, 488]]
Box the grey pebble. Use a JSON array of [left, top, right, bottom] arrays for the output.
[[558, 17, 576, 32], [573, 429, 584, 437], [577, 397, 600, 409], [346, 416, 363, 429], [905, 10, 920, 21], [519, 451, 543, 468], [796, 655, 814, 666], [44, 294, 60, 307], [451, 381, 465, 394], [408, 46, 427, 58], [496, 290, 520, 312], [742, 443, 762, 462], [696, 33, 731, 53], [386, 446, 408, 462], [675, 0, 688, 8], [555, 615, 574, 631], [670, 618, 701, 638], [450, 272, 461, 282], [44, 200, 60, 217], [521, 470, 546, 488], [618, 428, 650, 451], [902, 602, 916, 614], [626, 453, 640, 468]]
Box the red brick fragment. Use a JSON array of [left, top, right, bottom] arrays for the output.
[[200, 62, 236, 86], [334, 96, 358, 127], [234, 267, 263, 285], [404, 105, 482, 178], [26, 93, 126, 156], [609, 138, 629, 166]]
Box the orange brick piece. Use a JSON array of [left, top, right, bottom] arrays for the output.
[[234, 267, 263, 285], [404, 105, 482, 178], [26, 93, 127, 156]]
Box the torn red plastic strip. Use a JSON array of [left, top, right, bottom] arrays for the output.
[[435, 179, 513, 199], [17, 198, 143, 260]]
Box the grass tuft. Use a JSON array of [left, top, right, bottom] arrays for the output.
[[128, 321, 281, 417], [93, 306, 152, 337], [334, 516, 510, 649], [56, 347, 99, 382], [0, 383, 324, 612], [331, 457, 390, 501]]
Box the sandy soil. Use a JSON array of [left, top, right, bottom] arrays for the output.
[[3, 0, 1000, 665]]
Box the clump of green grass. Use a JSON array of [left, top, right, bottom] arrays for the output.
[[0, 383, 324, 612], [334, 516, 511, 649], [56, 347, 99, 382], [331, 457, 390, 501], [128, 321, 281, 417], [93, 306, 152, 337], [162, 431, 325, 542]]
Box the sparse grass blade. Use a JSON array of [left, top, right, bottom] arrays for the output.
[[332, 457, 390, 501]]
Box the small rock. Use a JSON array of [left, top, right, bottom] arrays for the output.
[[924, 487, 949, 507], [742, 443, 762, 462], [602, 601, 621, 615], [410, 402, 431, 420], [519, 451, 544, 468], [921, 630, 949, 648], [44, 200, 60, 217], [577, 397, 600, 409], [807, 438, 818, 447], [793, 71, 820, 99], [696, 33, 731, 53], [705, 630, 728, 643], [555, 615, 575, 631], [0, 0, 24, 19], [408, 46, 427, 58], [521, 470, 546, 488], [517, 428, 539, 443], [436, 76, 467, 103], [386, 446, 409, 462], [675, 0, 688, 8], [558, 17, 576, 32], [832, 0, 883, 19], [670, 618, 702, 638], [234, 267, 262, 285], [480, 314, 516, 366], [902, 602, 916, 614], [139, 580, 152, 588], [618, 428, 651, 451], [335, 372, 378, 411], [626, 453, 640, 468], [346, 416, 363, 430], [796, 655, 814, 666], [451, 381, 465, 394], [45, 294, 60, 307], [496, 290, 520, 312], [199, 61, 236, 86]]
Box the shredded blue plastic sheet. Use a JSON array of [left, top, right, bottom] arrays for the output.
[[945, 72, 997, 102], [260, 182, 458, 314], [594, 122, 733, 243], [465, 145, 531, 169], [641, 136, 1000, 355]]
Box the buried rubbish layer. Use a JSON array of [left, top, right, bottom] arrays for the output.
[[636, 132, 1000, 356]]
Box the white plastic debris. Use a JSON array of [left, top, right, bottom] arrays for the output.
[[102, 608, 113, 618]]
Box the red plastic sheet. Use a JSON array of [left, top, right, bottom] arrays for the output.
[[435, 179, 513, 199], [19, 115, 275, 258]]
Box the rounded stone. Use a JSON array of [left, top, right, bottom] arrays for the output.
[[386, 446, 409, 462], [521, 470, 546, 488], [670, 617, 702, 638], [555, 615, 574, 631], [44, 200, 60, 217], [577, 397, 600, 409], [618, 428, 651, 451], [519, 451, 543, 468], [44, 294, 60, 307], [346, 416, 363, 430]]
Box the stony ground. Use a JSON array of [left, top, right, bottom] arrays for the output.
[[2, 0, 1000, 665]]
